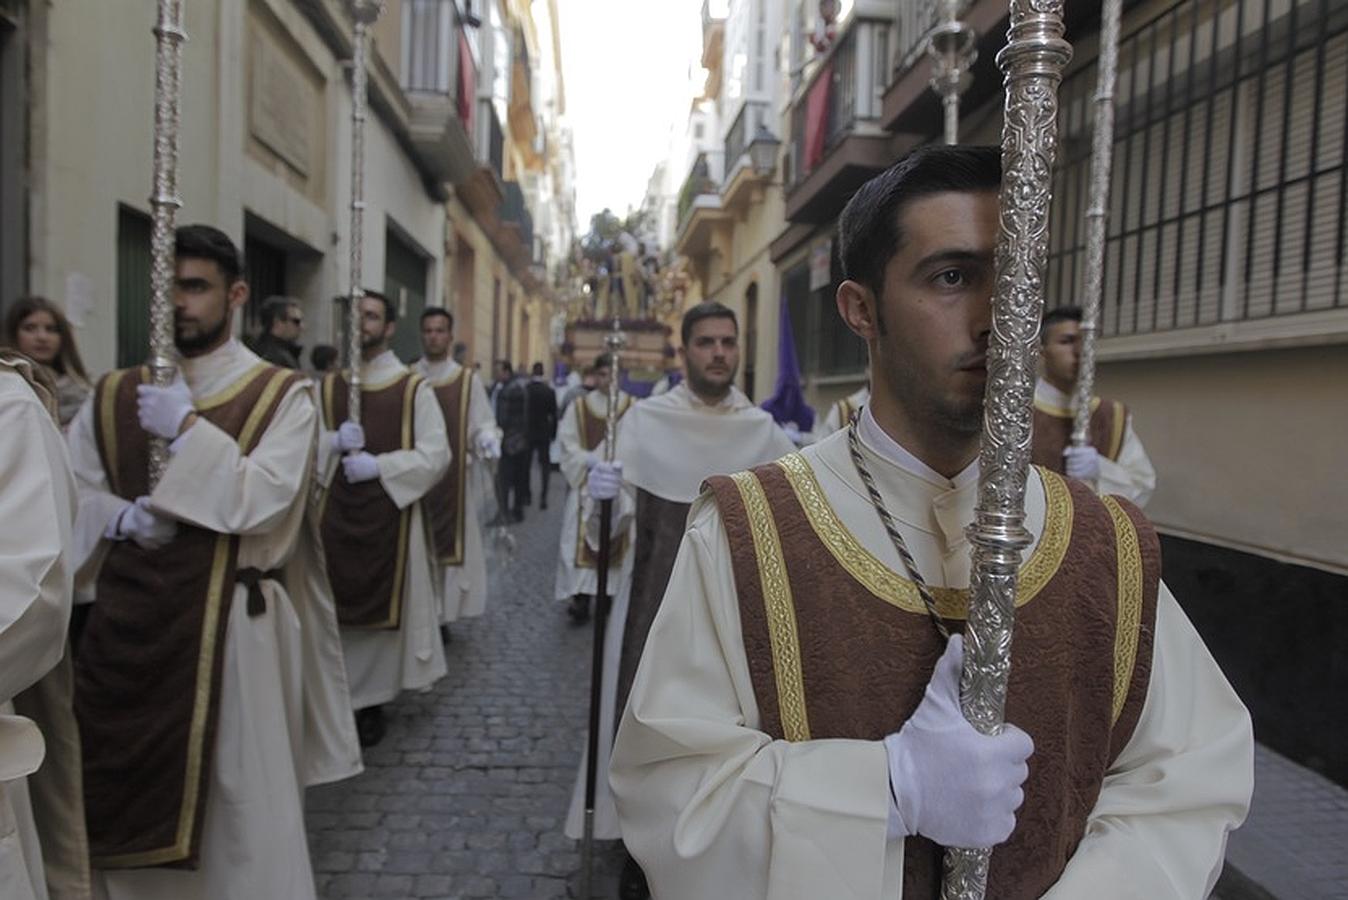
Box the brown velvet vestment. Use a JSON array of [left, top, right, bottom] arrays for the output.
[[705, 459, 1160, 900], [1031, 396, 1128, 474], [318, 371, 421, 629], [574, 395, 632, 570], [75, 363, 300, 869], [423, 369, 472, 566]]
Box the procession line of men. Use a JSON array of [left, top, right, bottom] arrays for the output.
[[1, 224, 499, 899]]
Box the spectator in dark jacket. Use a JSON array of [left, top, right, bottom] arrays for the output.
[[525, 362, 559, 508], [249, 295, 304, 369], [493, 361, 530, 521]]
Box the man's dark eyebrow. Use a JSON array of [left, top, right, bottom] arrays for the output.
[[174, 276, 213, 289], [912, 249, 995, 271]]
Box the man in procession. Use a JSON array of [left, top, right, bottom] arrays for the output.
[[414, 307, 501, 629], [553, 353, 634, 626], [1032, 305, 1157, 506], [816, 370, 870, 437], [583, 300, 797, 893], [609, 146, 1253, 899], [316, 290, 449, 749], [65, 225, 331, 899]]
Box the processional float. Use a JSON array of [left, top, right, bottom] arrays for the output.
[[578, 317, 627, 898], [942, 0, 1071, 898], [146, 0, 187, 486]]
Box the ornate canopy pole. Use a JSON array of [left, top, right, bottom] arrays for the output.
[[1070, 0, 1123, 465], [927, 0, 979, 145], [146, 0, 187, 486], [941, 2, 1071, 898], [578, 316, 627, 898], [344, 0, 385, 424]]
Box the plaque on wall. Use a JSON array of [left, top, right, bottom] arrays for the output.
[[250, 33, 314, 178]]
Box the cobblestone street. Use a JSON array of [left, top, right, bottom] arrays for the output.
[[305, 481, 626, 899]]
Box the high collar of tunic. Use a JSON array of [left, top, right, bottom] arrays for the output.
[[415, 357, 461, 383], [854, 404, 978, 554], [1035, 377, 1078, 413], [360, 349, 406, 384], [178, 338, 260, 400]]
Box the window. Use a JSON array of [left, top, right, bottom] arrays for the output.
[[116, 205, 152, 368], [1046, 0, 1348, 337], [244, 234, 287, 338], [384, 225, 429, 361], [782, 251, 866, 379], [744, 282, 759, 399]]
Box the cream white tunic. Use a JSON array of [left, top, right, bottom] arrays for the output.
[[316, 350, 449, 709], [816, 385, 871, 438], [1035, 379, 1157, 507], [564, 384, 795, 841], [0, 363, 77, 900], [553, 389, 635, 603], [610, 414, 1253, 900], [68, 339, 322, 900], [413, 358, 498, 622]]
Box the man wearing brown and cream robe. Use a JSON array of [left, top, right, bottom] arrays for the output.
[[66, 225, 329, 900], [579, 302, 794, 888], [1032, 305, 1156, 506], [0, 352, 81, 900], [610, 147, 1251, 899], [316, 291, 449, 748], [413, 307, 500, 628], [553, 353, 634, 626]]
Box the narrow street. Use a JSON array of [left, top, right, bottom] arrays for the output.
[[305, 483, 625, 899]]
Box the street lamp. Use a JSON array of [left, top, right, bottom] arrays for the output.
[[747, 125, 782, 178], [927, 0, 978, 145]]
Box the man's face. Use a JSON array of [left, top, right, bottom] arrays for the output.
[[1040, 319, 1080, 389], [681, 316, 739, 400], [592, 365, 612, 392], [174, 257, 246, 357], [358, 296, 393, 351], [274, 305, 303, 343], [495, 363, 510, 383], [850, 191, 998, 437], [421, 314, 453, 360]]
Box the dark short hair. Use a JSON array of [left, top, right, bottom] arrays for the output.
[[531, 362, 544, 376], [1041, 304, 1083, 341], [680, 300, 737, 347], [310, 344, 339, 371], [837, 145, 1002, 296], [496, 360, 513, 375], [260, 295, 300, 330], [421, 306, 453, 329], [593, 352, 614, 370], [176, 224, 243, 284], [360, 289, 397, 324]]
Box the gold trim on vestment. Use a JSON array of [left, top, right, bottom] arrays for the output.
[[836, 398, 855, 429], [97, 369, 133, 497], [194, 362, 270, 410], [773, 454, 1073, 618], [432, 370, 472, 566], [1106, 400, 1126, 461], [574, 395, 633, 570], [731, 471, 811, 742], [94, 534, 234, 869], [1033, 394, 1102, 419], [236, 369, 293, 454], [1102, 497, 1144, 725]]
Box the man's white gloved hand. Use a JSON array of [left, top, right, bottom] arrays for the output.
[[136, 378, 195, 440], [884, 635, 1034, 848], [342, 451, 380, 484], [476, 432, 502, 460], [587, 461, 623, 502], [584, 449, 602, 469], [1063, 445, 1101, 481], [334, 420, 366, 453], [112, 496, 177, 550]]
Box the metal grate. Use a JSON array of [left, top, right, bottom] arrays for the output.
[[1046, 0, 1348, 336]]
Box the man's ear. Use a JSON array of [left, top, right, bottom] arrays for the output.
[[228, 280, 250, 313], [837, 279, 880, 342], [385, 320, 397, 342]]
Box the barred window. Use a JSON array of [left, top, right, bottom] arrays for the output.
[[1047, 0, 1348, 337]]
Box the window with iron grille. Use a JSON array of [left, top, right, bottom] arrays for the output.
[[116, 205, 152, 369], [1046, 0, 1348, 341]]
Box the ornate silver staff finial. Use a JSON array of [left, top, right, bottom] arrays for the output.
[[603, 316, 627, 461], [941, 1, 1071, 898], [147, 0, 187, 487], [345, 0, 385, 424], [1070, 0, 1123, 475], [927, 0, 978, 145]]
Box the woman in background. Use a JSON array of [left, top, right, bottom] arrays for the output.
[[4, 296, 91, 428]]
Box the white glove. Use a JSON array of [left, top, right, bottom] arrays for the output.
[[334, 420, 365, 453], [342, 451, 380, 484], [584, 449, 602, 469], [587, 461, 623, 502], [136, 378, 194, 440], [884, 635, 1034, 848], [1063, 445, 1101, 481], [112, 496, 177, 550], [476, 431, 502, 460]]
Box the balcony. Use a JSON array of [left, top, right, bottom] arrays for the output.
[[401, 0, 477, 184], [675, 151, 732, 293], [784, 15, 896, 224], [457, 100, 505, 221]]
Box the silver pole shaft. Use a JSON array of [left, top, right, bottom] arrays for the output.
[[147, 0, 186, 487], [346, 2, 384, 423], [941, 1, 1071, 898], [1071, 0, 1123, 452]]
